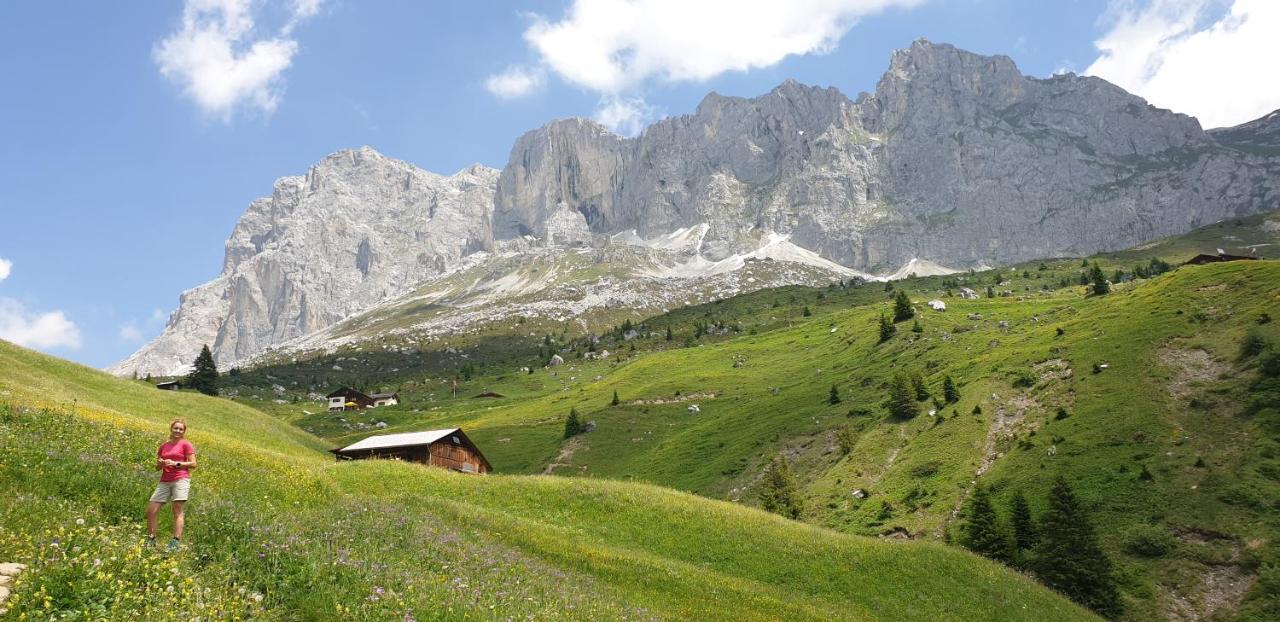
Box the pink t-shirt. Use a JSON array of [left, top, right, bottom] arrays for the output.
[[158, 438, 195, 482]]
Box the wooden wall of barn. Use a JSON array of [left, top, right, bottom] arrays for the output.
[[429, 440, 489, 473]]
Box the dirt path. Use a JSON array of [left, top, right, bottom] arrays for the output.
[[542, 438, 584, 474]]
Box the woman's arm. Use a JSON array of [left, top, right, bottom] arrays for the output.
[[181, 448, 197, 470]]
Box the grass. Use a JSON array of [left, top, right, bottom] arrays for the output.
[[0, 339, 1094, 620]]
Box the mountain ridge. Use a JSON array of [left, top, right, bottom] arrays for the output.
[[112, 39, 1280, 377]]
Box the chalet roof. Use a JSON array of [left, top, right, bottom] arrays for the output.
[[334, 428, 460, 453], [369, 392, 399, 400], [326, 387, 370, 399]]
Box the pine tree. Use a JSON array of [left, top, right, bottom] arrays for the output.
[[963, 485, 1014, 563], [911, 372, 930, 401], [802, 305, 812, 317], [986, 285, 995, 298], [828, 384, 841, 405], [888, 373, 917, 419], [611, 390, 620, 406], [187, 344, 219, 396], [759, 455, 803, 519], [1089, 262, 1110, 295], [665, 326, 673, 341], [1032, 477, 1123, 618], [878, 314, 896, 343], [911, 318, 923, 333], [1010, 490, 1037, 555], [943, 375, 960, 403], [893, 290, 914, 322], [563, 408, 583, 439]]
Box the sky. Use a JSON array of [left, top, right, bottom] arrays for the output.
[[1, 0, 1276, 369]]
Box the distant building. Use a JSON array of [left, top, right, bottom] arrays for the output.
[[327, 387, 372, 412], [1183, 253, 1259, 266], [155, 381, 181, 391], [331, 428, 491, 474], [369, 392, 399, 407]]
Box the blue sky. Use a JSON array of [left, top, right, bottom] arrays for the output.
[[1, 0, 1275, 369]]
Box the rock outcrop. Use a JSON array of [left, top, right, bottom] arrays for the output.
[[114, 40, 1280, 377], [111, 148, 497, 376]]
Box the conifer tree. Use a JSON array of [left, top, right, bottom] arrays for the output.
[[963, 485, 1014, 563], [828, 384, 841, 405], [611, 390, 620, 406], [943, 375, 960, 403], [563, 408, 583, 439], [1032, 477, 1123, 618], [986, 285, 995, 298], [759, 455, 803, 519], [878, 314, 896, 343], [665, 325, 673, 341], [911, 318, 923, 333], [1089, 262, 1111, 295], [836, 426, 857, 455], [187, 344, 219, 396], [893, 290, 914, 322], [802, 305, 812, 317], [1010, 490, 1037, 556], [911, 372, 930, 401], [888, 373, 917, 419]]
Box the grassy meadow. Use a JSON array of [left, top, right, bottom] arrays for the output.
[[0, 339, 1095, 620]]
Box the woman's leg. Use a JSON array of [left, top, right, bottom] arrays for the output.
[[171, 501, 185, 539], [146, 501, 164, 537]]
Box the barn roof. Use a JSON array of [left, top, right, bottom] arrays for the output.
[[334, 428, 460, 453], [369, 392, 399, 400]]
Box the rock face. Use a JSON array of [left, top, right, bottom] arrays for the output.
[[496, 40, 1280, 271], [114, 40, 1280, 377], [111, 148, 498, 377]]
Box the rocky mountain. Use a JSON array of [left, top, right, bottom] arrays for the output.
[[113, 40, 1280, 377], [111, 149, 498, 377]]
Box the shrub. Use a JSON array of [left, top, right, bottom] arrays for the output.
[[1011, 369, 1036, 388], [1260, 348, 1280, 378], [1123, 524, 1176, 558], [1241, 331, 1269, 359]]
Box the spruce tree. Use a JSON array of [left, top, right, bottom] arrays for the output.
[[911, 318, 923, 333], [563, 408, 583, 439], [759, 455, 803, 519], [893, 290, 914, 322], [187, 344, 219, 396], [1032, 477, 1123, 619], [611, 390, 620, 406], [888, 373, 918, 419], [1010, 490, 1037, 555], [665, 325, 673, 341], [986, 285, 995, 298], [878, 314, 896, 343], [1089, 263, 1110, 295], [963, 485, 1013, 563], [828, 384, 841, 405], [802, 305, 812, 317], [943, 375, 960, 403], [911, 372, 930, 401]]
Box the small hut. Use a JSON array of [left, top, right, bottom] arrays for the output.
[[369, 392, 399, 407], [1183, 252, 1258, 266], [331, 428, 491, 474], [155, 381, 181, 391]]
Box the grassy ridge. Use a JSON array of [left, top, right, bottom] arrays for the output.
[[0, 340, 1093, 620]]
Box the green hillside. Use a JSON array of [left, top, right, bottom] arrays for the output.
[[0, 340, 1092, 620], [224, 213, 1280, 620]]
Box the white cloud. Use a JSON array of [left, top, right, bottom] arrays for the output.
[[492, 0, 919, 133], [486, 66, 547, 98], [593, 96, 656, 137], [154, 0, 323, 119], [0, 258, 10, 282], [0, 298, 82, 351], [1086, 0, 1280, 128], [119, 322, 144, 343]]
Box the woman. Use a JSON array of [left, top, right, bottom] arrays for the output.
[[146, 419, 197, 552]]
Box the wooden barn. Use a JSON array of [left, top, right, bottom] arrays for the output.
[[330, 428, 491, 474], [1184, 252, 1259, 265]]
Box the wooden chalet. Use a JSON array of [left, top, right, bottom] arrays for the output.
[[155, 380, 181, 391], [1184, 252, 1259, 265], [330, 428, 491, 474], [327, 387, 373, 412]]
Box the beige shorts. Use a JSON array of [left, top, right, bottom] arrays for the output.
[[150, 479, 191, 503]]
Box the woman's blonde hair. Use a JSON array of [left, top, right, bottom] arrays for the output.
[[170, 419, 187, 430]]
